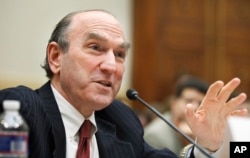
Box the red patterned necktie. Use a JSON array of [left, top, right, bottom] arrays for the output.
[[76, 120, 92, 158]]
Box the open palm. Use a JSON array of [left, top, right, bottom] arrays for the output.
[[185, 78, 248, 151]]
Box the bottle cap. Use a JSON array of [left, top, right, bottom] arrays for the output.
[[3, 100, 20, 110]]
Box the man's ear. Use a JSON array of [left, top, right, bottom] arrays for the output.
[[47, 42, 62, 74]]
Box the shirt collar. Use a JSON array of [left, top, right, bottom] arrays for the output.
[[50, 84, 97, 137]]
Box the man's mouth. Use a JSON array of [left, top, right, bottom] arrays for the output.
[[97, 81, 112, 87]]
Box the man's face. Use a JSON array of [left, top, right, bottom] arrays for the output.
[[51, 11, 130, 116]]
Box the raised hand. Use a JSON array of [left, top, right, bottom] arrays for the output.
[[185, 78, 248, 151]]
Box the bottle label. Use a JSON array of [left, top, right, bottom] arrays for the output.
[[0, 131, 28, 156]]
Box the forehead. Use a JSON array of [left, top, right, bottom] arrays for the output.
[[68, 11, 126, 41]]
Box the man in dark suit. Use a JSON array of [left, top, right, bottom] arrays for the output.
[[0, 10, 248, 158]]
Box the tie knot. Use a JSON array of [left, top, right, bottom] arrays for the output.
[[79, 120, 92, 139]]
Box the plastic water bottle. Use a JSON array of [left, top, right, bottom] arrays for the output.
[[0, 100, 29, 158]]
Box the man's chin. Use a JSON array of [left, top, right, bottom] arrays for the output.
[[93, 96, 113, 109]]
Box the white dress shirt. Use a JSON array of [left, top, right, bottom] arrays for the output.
[[51, 85, 99, 158]]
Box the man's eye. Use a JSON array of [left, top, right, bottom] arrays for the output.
[[115, 51, 126, 59], [90, 44, 100, 51]]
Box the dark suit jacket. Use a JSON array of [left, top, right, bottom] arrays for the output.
[[0, 81, 178, 158]]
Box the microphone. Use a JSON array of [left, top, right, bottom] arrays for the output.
[[126, 89, 213, 158]]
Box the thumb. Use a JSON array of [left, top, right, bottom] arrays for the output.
[[185, 103, 196, 125]]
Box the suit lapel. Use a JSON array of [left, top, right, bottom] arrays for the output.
[[37, 82, 137, 158], [95, 117, 136, 158], [37, 82, 66, 158]]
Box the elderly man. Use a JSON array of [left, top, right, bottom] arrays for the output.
[[0, 10, 247, 158]]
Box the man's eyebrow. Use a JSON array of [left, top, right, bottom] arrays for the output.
[[86, 32, 107, 42], [86, 32, 131, 50], [121, 42, 131, 50]]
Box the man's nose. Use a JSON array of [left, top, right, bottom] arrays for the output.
[[100, 50, 116, 73]]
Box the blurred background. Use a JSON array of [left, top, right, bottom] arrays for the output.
[[0, 0, 250, 113], [0, 0, 133, 94], [131, 0, 250, 111]]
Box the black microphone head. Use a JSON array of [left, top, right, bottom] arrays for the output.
[[126, 89, 139, 100]]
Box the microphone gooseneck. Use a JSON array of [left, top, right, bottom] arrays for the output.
[[126, 89, 213, 158]]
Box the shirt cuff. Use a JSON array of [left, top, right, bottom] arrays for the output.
[[180, 144, 194, 158], [194, 142, 224, 158], [180, 142, 224, 158]]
